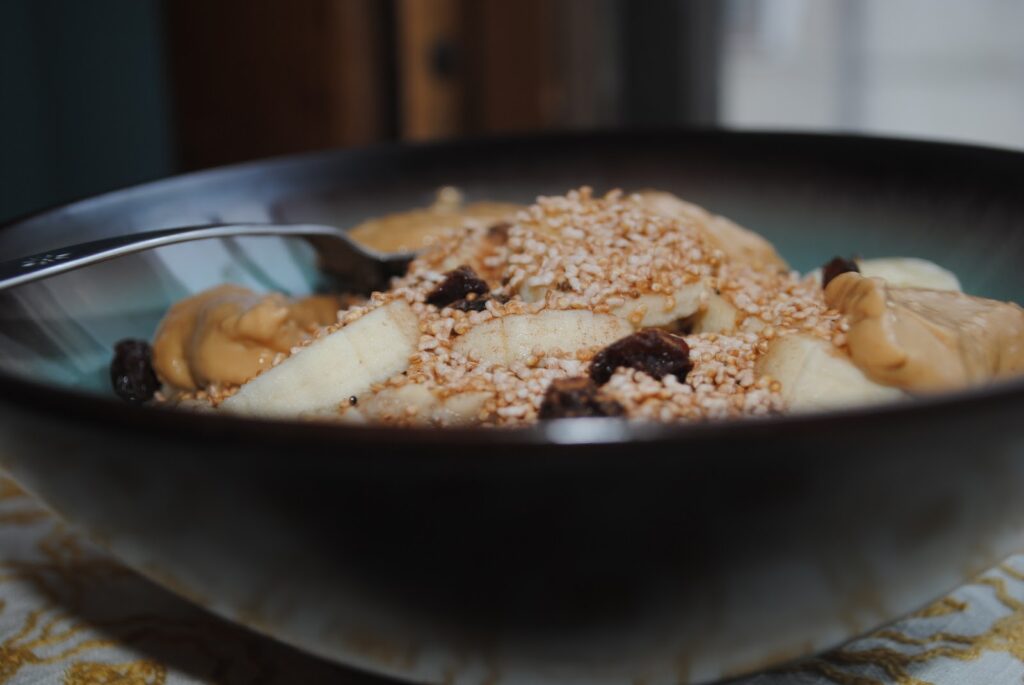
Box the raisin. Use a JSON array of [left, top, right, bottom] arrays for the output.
[[589, 329, 692, 385], [538, 377, 625, 419], [426, 266, 490, 308], [451, 292, 511, 312], [110, 339, 159, 404], [822, 256, 859, 288], [451, 295, 488, 312]]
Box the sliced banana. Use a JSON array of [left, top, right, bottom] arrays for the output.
[[689, 292, 740, 334], [453, 310, 632, 366], [687, 292, 771, 335], [344, 384, 491, 426], [522, 281, 708, 329], [809, 258, 961, 292], [222, 300, 419, 418], [636, 191, 788, 270], [756, 333, 904, 412], [611, 283, 707, 328]]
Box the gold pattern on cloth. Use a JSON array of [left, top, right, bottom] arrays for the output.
[[0, 475, 366, 685], [775, 565, 1024, 685], [911, 597, 969, 619], [63, 661, 165, 685], [2, 472, 1024, 684]]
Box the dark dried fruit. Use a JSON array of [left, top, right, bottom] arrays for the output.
[[538, 377, 625, 419], [451, 294, 488, 312], [110, 339, 159, 404], [450, 292, 510, 312], [589, 329, 692, 385], [822, 256, 859, 288], [426, 265, 490, 308]]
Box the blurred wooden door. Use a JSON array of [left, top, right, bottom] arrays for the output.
[[166, 0, 395, 170], [395, 0, 558, 140], [166, 0, 559, 168]]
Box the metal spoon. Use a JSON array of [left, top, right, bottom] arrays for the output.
[[0, 223, 415, 293]]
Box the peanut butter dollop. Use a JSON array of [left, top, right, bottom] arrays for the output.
[[152, 285, 339, 390], [348, 187, 522, 253], [825, 273, 1024, 392]]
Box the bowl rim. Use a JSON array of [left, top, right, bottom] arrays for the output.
[[2, 127, 1024, 449]]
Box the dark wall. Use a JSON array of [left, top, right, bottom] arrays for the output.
[[0, 0, 174, 223]]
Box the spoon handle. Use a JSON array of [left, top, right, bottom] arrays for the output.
[[0, 223, 394, 291]]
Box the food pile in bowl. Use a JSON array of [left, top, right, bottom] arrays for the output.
[[110, 187, 1024, 426]]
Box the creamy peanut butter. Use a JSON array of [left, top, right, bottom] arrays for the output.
[[826, 272, 1024, 392], [348, 188, 521, 253], [152, 285, 339, 390]]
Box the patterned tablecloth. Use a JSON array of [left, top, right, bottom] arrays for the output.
[[1, 473, 1023, 685]]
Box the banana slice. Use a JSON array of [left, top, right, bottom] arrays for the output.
[[222, 300, 419, 418], [809, 258, 961, 292], [453, 310, 632, 366], [690, 292, 740, 334], [522, 282, 708, 329], [344, 384, 491, 426], [636, 191, 788, 270], [757, 333, 904, 412], [688, 292, 771, 335], [611, 283, 707, 328], [858, 258, 961, 291]]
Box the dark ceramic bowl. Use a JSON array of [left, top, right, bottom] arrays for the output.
[[1, 131, 1024, 685]]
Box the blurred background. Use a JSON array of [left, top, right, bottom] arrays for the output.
[[2, 0, 1023, 223]]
